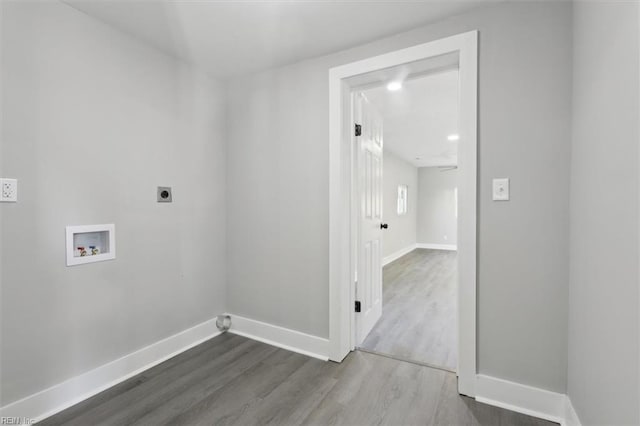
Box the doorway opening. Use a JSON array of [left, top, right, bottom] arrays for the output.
[[356, 68, 460, 373], [328, 31, 477, 396]]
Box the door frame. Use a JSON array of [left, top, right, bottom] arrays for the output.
[[328, 31, 478, 396]]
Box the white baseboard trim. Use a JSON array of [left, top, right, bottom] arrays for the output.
[[382, 244, 417, 266], [416, 243, 457, 251], [564, 395, 582, 426], [226, 313, 330, 361], [476, 375, 566, 424], [0, 318, 222, 423]]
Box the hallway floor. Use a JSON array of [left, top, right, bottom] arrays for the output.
[[39, 333, 555, 426], [360, 248, 457, 371]]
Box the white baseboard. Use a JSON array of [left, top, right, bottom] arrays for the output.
[[0, 318, 222, 423], [416, 243, 457, 251], [476, 374, 566, 424], [564, 395, 582, 426], [382, 244, 417, 266], [226, 313, 330, 361]]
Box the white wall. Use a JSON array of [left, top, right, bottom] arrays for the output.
[[417, 167, 457, 247], [568, 2, 640, 425], [0, 2, 227, 406], [227, 1, 572, 392], [382, 151, 417, 258]]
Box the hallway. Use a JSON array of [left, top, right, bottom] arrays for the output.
[[360, 249, 457, 370]]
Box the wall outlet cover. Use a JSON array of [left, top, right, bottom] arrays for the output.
[[0, 178, 18, 202]]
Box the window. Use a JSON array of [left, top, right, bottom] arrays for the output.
[[454, 187, 458, 218], [397, 185, 408, 215]]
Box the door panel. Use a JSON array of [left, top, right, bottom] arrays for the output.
[[355, 92, 383, 345]]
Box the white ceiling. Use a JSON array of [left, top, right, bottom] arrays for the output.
[[364, 69, 459, 168], [65, 0, 501, 79]]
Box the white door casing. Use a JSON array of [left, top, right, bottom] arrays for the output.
[[329, 31, 477, 396], [354, 93, 384, 345]]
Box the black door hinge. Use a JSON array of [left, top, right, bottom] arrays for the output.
[[355, 124, 362, 137], [355, 301, 361, 313]]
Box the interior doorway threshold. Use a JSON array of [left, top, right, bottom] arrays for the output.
[[356, 347, 456, 374]]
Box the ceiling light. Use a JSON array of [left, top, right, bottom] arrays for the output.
[[447, 134, 460, 141], [387, 81, 402, 91]]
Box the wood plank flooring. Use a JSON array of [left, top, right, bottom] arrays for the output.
[[360, 249, 457, 370], [39, 333, 556, 426]]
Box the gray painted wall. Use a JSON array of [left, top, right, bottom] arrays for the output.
[[227, 1, 572, 392], [417, 167, 458, 246], [0, 2, 227, 405], [382, 151, 417, 258], [568, 2, 640, 424]]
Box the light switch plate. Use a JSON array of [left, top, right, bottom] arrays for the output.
[[0, 178, 17, 202], [492, 178, 509, 201]]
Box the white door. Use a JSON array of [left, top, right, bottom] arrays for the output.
[[354, 92, 384, 346]]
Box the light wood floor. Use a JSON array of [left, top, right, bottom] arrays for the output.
[[39, 333, 556, 426], [360, 249, 457, 370]]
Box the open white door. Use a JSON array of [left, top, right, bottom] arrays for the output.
[[354, 92, 384, 346]]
